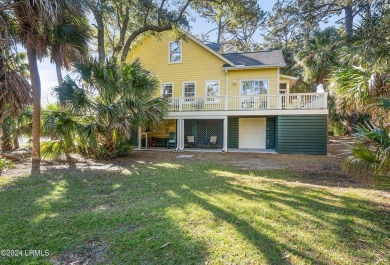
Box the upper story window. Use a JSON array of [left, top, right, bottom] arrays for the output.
[[240, 80, 268, 95], [161, 83, 173, 98], [169, 41, 182, 63], [183, 82, 196, 97], [205, 80, 220, 102]]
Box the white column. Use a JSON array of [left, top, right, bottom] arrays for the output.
[[181, 119, 185, 150], [323, 93, 328, 109], [223, 117, 228, 152], [176, 119, 180, 150], [138, 127, 142, 149]]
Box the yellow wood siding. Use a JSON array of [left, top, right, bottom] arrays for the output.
[[128, 31, 281, 97], [128, 32, 227, 98]]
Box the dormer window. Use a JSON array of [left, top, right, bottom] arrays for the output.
[[169, 41, 182, 63]]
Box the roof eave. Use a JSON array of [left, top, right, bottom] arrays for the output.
[[223, 64, 286, 70], [181, 31, 236, 66], [280, 74, 299, 80]]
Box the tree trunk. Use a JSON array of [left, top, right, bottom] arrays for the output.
[[120, 25, 172, 62], [344, 5, 353, 35], [95, 11, 105, 63], [364, 1, 371, 20], [0, 123, 2, 153], [1, 135, 12, 151], [13, 135, 19, 150], [56, 62, 63, 85], [347, 112, 358, 135], [217, 19, 222, 44], [26, 45, 41, 166]]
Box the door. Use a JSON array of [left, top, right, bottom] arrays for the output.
[[239, 118, 266, 149], [279, 83, 287, 109]]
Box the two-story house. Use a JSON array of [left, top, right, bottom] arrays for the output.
[[128, 31, 328, 154]]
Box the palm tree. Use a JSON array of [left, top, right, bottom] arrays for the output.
[[295, 27, 341, 90], [330, 66, 390, 125], [50, 15, 91, 85], [0, 49, 32, 149], [41, 59, 168, 159], [343, 108, 390, 182], [11, 0, 86, 165]]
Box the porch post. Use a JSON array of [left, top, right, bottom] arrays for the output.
[[176, 119, 181, 150], [323, 93, 328, 109], [181, 119, 185, 150], [138, 127, 142, 149], [223, 117, 228, 152]]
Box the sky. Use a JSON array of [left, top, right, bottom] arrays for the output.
[[36, 0, 337, 105]]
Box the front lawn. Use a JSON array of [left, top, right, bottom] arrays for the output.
[[0, 157, 389, 264]]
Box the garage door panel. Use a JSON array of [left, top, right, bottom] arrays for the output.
[[239, 118, 266, 149]]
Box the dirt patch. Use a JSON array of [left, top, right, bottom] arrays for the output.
[[0, 136, 373, 189], [51, 240, 107, 265]]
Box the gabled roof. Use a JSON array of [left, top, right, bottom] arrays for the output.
[[182, 34, 235, 66], [204, 42, 286, 69]]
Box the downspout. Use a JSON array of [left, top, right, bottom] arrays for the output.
[[225, 69, 228, 96]]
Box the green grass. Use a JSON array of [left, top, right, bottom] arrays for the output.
[[0, 161, 389, 264]]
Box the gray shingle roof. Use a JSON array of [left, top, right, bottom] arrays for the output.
[[204, 42, 222, 52], [204, 42, 286, 67], [221, 50, 286, 67]]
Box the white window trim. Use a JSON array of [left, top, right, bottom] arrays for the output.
[[205, 80, 221, 103], [279, 82, 289, 94], [168, 40, 182, 64], [239, 79, 270, 95], [161, 82, 174, 98], [182, 81, 196, 102]]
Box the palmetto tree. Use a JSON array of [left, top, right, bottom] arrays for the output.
[[330, 66, 390, 123], [0, 49, 31, 151], [342, 106, 390, 182], [296, 27, 341, 89], [42, 59, 167, 159], [50, 15, 91, 85], [0, 49, 31, 150], [11, 0, 85, 165]]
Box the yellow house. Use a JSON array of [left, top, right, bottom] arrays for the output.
[[128, 31, 328, 154]]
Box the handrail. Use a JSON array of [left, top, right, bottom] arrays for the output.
[[166, 93, 328, 112]]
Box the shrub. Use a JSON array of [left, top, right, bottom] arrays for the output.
[[0, 158, 14, 172]]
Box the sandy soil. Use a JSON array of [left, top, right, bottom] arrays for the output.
[[0, 136, 374, 188]]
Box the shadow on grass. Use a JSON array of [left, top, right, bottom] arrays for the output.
[[0, 160, 389, 264]]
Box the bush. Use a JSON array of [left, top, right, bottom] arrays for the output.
[[0, 158, 14, 172], [328, 121, 348, 136], [115, 140, 133, 157]]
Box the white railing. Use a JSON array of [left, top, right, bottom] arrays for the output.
[[166, 93, 328, 112]]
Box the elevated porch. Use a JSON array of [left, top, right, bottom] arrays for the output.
[[166, 93, 328, 113]]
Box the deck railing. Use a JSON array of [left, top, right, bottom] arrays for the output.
[[166, 93, 328, 112]]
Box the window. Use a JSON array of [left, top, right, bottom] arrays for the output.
[[183, 82, 196, 97], [279, 83, 287, 94], [169, 41, 182, 63], [205, 80, 220, 102], [161, 83, 173, 98], [240, 80, 268, 95]]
